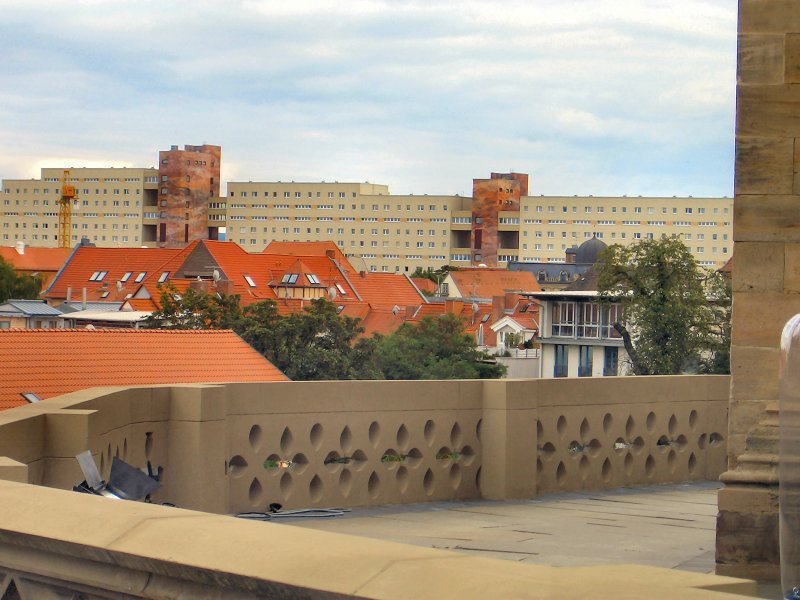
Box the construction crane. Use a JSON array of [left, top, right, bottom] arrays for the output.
[[58, 169, 77, 248]]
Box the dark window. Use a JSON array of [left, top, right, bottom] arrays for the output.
[[603, 347, 619, 376], [578, 346, 592, 377], [554, 344, 568, 378]]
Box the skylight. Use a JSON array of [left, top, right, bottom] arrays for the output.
[[306, 273, 320, 285], [281, 273, 299, 284], [120, 272, 132, 282], [89, 271, 100, 281], [336, 305, 345, 314], [100, 291, 110, 298], [481, 314, 490, 323], [335, 283, 347, 296], [158, 271, 169, 283], [520, 304, 529, 313], [244, 275, 256, 287], [134, 272, 146, 283]]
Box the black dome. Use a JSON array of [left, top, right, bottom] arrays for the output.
[[575, 235, 607, 264]]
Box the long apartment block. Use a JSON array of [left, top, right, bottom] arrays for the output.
[[1, 146, 732, 273]]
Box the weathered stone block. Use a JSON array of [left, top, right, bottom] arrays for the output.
[[730, 345, 780, 400], [737, 85, 800, 137], [738, 34, 785, 85], [740, 0, 800, 34], [784, 243, 800, 291], [731, 291, 800, 347], [732, 241, 784, 292], [786, 33, 800, 82], [735, 137, 794, 195], [734, 195, 800, 242]]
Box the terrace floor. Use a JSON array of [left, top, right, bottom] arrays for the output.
[[286, 481, 779, 598]]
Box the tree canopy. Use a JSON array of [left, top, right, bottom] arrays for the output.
[[142, 284, 504, 381], [0, 257, 42, 304], [596, 237, 730, 375], [374, 313, 506, 380]]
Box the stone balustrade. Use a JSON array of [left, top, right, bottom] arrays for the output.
[[0, 376, 729, 514]]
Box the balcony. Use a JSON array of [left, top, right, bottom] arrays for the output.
[[0, 376, 749, 598]]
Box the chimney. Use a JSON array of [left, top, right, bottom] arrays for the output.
[[216, 279, 234, 296], [492, 296, 505, 323], [326, 249, 335, 259], [190, 279, 209, 293], [14, 241, 24, 255], [66, 287, 72, 303], [565, 246, 577, 264], [359, 270, 366, 278]]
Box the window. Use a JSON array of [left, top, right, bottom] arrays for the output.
[[577, 303, 599, 338], [306, 273, 320, 284], [244, 275, 256, 287], [601, 304, 622, 338], [552, 302, 576, 336], [134, 272, 146, 283], [603, 347, 619, 376], [281, 273, 299, 284], [335, 283, 347, 296], [578, 346, 593, 377], [554, 345, 568, 378], [120, 272, 132, 282], [158, 271, 169, 283]]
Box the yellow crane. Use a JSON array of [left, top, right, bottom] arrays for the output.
[[58, 169, 77, 248]]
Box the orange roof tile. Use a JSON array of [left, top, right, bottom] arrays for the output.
[[0, 329, 287, 411], [449, 269, 541, 299], [44, 246, 185, 303], [351, 272, 427, 310], [0, 246, 72, 272], [263, 241, 350, 265], [411, 278, 437, 294]]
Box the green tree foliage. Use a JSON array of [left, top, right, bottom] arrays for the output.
[[374, 314, 506, 380], [0, 257, 42, 303], [143, 285, 505, 380], [596, 238, 730, 375], [142, 283, 243, 330]]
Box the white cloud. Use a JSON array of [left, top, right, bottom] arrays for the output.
[[0, 0, 736, 197]]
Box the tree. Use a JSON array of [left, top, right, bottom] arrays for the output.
[[596, 237, 729, 375], [0, 257, 41, 303], [142, 283, 243, 330], [374, 314, 506, 380]]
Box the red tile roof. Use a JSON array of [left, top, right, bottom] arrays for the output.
[[263, 241, 349, 265], [411, 278, 437, 294], [0, 246, 72, 272], [351, 272, 427, 310], [44, 246, 185, 302], [448, 269, 541, 299], [0, 328, 287, 411]]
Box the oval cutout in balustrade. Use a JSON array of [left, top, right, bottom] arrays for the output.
[[405, 448, 423, 467], [476, 419, 482, 443], [645, 455, 655, 477], [229, 455, 248, 478], [540, 442, 556, 459], [249, 425, 263, 452], [668, 414, 678, 437], [340, 426, 353, 453], [424, 420, 436, 446], [280, 427, 293, 455], [646, 412, 656, 433], [688, 452, 697, 474], [450, 422, 462, 447], [423, 468, 435, 495], [601, 458, 612, 483], [396, 424, 410, 450], [396, 466, 409, 494], [351, 449, 368, 471], [368, 421, 381, 447], [450, 463, 462, 490], [668, 449, 677, 473], [587, 439, 602, 457], [339, 469, 352, 498], [710, 432, 724, 447], [557, 415, 567, 437], [689, 409, 699, 429], [248, 477, 263, 505], [310, 423, 324, 450], [279, 471, 293, 500], [537, 419, 544, 438], [624, 452, 634, 476], [291, 453, 308, 474], [603, 413, 613, 434], [578, 455, 589, 481], [625, 416, 635, 439], [698, 433, 708, 449], [460, 445, 476, 466], [579, 418, 590, 440], [556, 461, 567, 485], [309, 475, 323, 503], [632, 436, 646, 454]]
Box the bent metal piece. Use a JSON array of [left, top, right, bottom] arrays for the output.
[[73, 451, 161, 501]]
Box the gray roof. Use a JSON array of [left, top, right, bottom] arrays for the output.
[[59, 301, 123, 314], [507, 262, 591, 283], [0, 300, 63, 317]]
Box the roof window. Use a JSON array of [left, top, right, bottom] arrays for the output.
[[100, 291, 110, 298], [481, 314, 490, 323], [306, 273, 320, 285], [88, 271, 100, 281], [89, 271, 107, 282], [281, 273, 299, 284], [158, 271, 170, 283], [134, 272, 146, 283], [335, 283, 347, 296], [120, 272, 132, 282], [244, 275, 256, 287], [336, 305, 345, 314]]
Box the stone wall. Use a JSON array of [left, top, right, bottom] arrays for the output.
[[716, 0, 800, 581]]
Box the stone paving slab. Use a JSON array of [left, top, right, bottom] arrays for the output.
[[288, 481, 722, 573]]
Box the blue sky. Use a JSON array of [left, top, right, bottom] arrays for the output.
[[1, 0, 737, 197]]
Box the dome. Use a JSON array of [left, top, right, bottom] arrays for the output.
[[575, 234, 607, 264]]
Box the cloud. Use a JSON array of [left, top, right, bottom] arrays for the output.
[[0, 0, 736, 197]]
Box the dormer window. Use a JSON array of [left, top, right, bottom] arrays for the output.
[[158, 271, 170, 283], [281, 273, 299, 284], [306, 273, 320, 285], [135, 272, 146, 283], [244, 275, 256, 287]]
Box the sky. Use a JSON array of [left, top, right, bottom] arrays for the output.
[[1, 0, 738, 198]]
